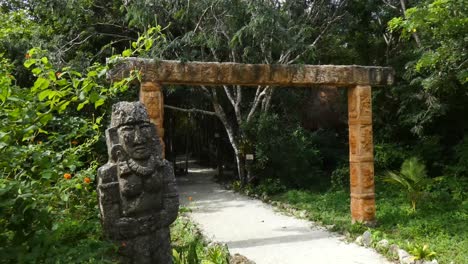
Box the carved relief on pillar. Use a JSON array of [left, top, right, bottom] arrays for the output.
[[351, 195, 376, 222], [348, 124, 373, 161], [348, 85, 375, 224], [348, 85, 372, 122], [349, 162, 375, 194], [360, 124, 373, 155], [139, 82, 165, 157]]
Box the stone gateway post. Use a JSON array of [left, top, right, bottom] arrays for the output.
[[108, 58, 394, 225], [97, 101, 179, 264]]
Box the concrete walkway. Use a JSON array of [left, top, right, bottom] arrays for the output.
[[177, 166, 392, 264]]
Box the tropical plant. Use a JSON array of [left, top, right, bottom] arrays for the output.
[[0, 26, 163, 262], [384, 157, 431, 211], [409, 244, 437, 261]]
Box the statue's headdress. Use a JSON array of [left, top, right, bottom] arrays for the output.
[[110, 102, 150, 128]]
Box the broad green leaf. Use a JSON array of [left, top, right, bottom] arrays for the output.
[[97, 68, 107, 78], [24, 59, 36, 68], [39, 113, 53, 125], [122, 49, 132, 57], [32, 77, 50, 92], [31, 67, 42, 75], [77, 100, 88, 111], [87, 70, 97, 77], [89, 91, 99, 103], [38, 90, 51, 101], [94, 98, 105, 108], [144, 39, 153, 51], [58, 101, 70, 113]]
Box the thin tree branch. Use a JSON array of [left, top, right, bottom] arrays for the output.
[[399, 0, 422, 48], [247, 86, 268, 122], [193, 7, 210, 33], [164, 105, 217, 116], [223, 85, 237, 108]]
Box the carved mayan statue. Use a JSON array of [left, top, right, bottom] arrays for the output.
[[97, 101, 179, 264]]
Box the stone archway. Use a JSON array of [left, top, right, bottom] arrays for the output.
[[109, 58, 394, 224]]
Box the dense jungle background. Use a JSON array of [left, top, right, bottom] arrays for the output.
[[0, 0, 466, 263]]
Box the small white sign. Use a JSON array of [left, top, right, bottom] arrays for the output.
[[246, 154, 254, 161]]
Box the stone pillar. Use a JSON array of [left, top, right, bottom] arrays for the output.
[[348, 85, 376, 224], [140, 82, 165, 158]]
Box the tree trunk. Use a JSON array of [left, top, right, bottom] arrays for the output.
[[233, 146, 246, 185]]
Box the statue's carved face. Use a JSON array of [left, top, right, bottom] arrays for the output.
[[118, 122, 153, 160]]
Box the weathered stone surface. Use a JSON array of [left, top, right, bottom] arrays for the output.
[[376, 239, 390, 251], [97, 101, 179, 264], [362, 230, 372, 247], [389, 244, 400, 257], [108, 58, 394, 87], [398, 249, 415, 264], [355, 235, 364, 246], [139, 82, 165, 158], [107, 58, 387, 224], [348, 85, 376, 224], [230, 253, 256, 264]]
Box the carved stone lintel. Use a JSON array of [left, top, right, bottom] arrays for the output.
[[98, 101, 179, 263]]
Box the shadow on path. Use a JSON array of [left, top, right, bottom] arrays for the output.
[[177, 164, 391, 264]]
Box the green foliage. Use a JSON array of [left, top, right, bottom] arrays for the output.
[[389, 0, 467, 88], [374, 143, 409, 172], [254, 178, 287, 196], [384, 157, 431, 211], [273, 186, 467, 263], [409, 244, 437, 261], [330, 164, 349, 191], [384, 0, 468, 139], [0, 27, 163, 262], [171, 217, 229, 264], [243, 114, 325, 189]]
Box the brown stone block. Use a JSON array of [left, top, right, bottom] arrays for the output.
[[290, 65, 306, 85], [109, 58, 394, 87], [349, 124, 374, 160], [239, 64, 266, 85], [200, 63, 219, 84], [349, 162, 375, 194], [348, 87, 358, 119], [217, 63, 236, 84], [269, 64, 291, 85], [349, 125, 358, 156], [351, 197, 375, 222], [319, 66, 340, 85], [360, 124, 373, 155], [361, 162, 375, 189], [303, 67, 320, 84], [348, 85, 372, 121], [340, 66, 354, 86], [140, 82, 160, 92], [350, 162, 359, 188], [184, 63, 202, 84], [359, 86, 372, 118], [353, 67, 368, 85], [170, 63, 186, 83]]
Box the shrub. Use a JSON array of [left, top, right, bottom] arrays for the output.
[[384, 157, 431, 211], [374, 143, 409, 172], [0, 27, 163, 262], [330, 163, 349, 191], [409, 244, 437, 261], [171, 216, 229, 264], [244, 114, 325, 189]]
